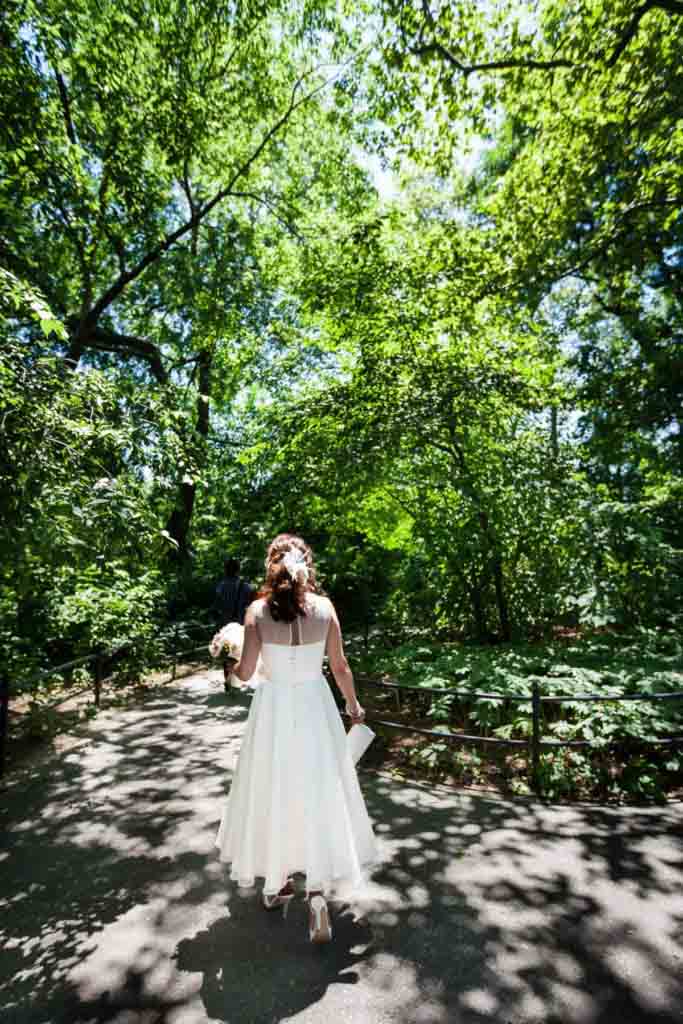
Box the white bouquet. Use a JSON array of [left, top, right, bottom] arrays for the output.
[[209, 622, 244, 662]]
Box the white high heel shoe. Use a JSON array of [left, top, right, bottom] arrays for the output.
[[308, 894, 332, 943]]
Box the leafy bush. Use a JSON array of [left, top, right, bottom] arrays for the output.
[[354, 628, 683, 800], [581, 487, 683, 628], [45, 564, 164, 680]]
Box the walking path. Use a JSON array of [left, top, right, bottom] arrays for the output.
[[1, 670, 682, 1024]]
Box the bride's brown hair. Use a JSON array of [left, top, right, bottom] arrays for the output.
[[258, 533, 318, 622]]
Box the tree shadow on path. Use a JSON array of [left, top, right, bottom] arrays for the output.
[[0, 671, 681, 1023]]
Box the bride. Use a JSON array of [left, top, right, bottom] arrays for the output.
[[215, 533, 379, 943]]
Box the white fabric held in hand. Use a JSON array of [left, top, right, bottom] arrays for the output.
[[347, 723, 375, 764]]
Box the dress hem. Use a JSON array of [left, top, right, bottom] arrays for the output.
[[215, 841, 380, 897]]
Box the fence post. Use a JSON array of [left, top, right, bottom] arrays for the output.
[[94, 652, 104, 707], [531, 680, 541, 794], [0, 672, 9, 777]]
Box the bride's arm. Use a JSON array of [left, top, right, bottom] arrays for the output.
[[232, 605, 261, 681], [326, 601, 364, 723]]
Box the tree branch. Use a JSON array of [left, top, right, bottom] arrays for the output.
[[54, 67, 77, 145], [380, 485, 420, 520], [69, 322, 167, 382], [544, 194, 680, 287], [411, 2, 571, 76], [87, 69, 332, 325], [412, 0, 683, 80], [230, 190, 306, 241], [170, 352, 202, 373], [408, 39, 573, 76], [608, 0, 683, 68], [203, 31, 256, 84]]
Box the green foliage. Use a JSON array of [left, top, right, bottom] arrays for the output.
[[0, 269, 67, 340], [356, 629, 683, 799], [1, 0, 681, 795], [360, 0, 683, 636], [47, 563, 163, 658], [581, 486, 683, 628], [0, 338, 168, 685]]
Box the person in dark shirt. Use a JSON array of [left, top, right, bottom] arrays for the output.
[[214, 558, 252, 690]]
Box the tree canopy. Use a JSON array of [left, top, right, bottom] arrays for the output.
[[2, 0, 682, 681]]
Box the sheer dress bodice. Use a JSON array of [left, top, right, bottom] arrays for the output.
[[250, 594, 332, 685], [251, 592, 332, 646]]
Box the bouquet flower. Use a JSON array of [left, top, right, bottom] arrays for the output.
[[209, 622, 244, 662]]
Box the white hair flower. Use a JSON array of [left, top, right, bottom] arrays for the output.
[[282, 548, 309, 584]]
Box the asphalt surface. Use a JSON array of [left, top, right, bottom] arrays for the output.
[[1, 669, 682, 1024]]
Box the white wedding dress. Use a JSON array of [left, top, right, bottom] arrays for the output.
[[215, 595, 378, 896]]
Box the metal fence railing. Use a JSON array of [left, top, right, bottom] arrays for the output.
[[0, 620, 216, 777], [353, 675, 683, 791], [3, 635, 681, 793]]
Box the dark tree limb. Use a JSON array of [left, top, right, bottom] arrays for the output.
[[67, 321, 168, 382], [54, 67, 77, 145], [181, 155, 200, 258], [170, 352, 202, 372], [412, 0, 572, 76], [165, 345, 213, 554], [230, 190, 306, 241], [87, 69, 331, 324], [542, 193, 680, 289], [608, 0, 683, 68], [408, 38, 573, 76], [90, 326, 167, 383], [203, 30, 256, 84], [411, 0, 683, 80]]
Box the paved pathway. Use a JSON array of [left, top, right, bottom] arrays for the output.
[[1, 670, 682, 1024]]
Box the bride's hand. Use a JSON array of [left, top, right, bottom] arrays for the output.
[[346, 700, 365, 724]]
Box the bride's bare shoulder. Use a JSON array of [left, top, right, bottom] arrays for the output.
[[249, 597, 269, 619], [306, 592, 334, 616]]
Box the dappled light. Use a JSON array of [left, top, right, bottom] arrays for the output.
[[2, 0, 683, 1020], [2, 669, 682, 1022]]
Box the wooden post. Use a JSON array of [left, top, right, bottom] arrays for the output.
[[531, 680, 541, 794], [0, 672, 9, 777]]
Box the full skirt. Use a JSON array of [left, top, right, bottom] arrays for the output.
[[215, 675, 379, 896]]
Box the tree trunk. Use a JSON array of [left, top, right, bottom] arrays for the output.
[[166, 480, 196, 561], [491, 553, 512, 642], [478, 510, 511, 642], [467, 575, 489, 642], [166, 347, 212, 557], [448, 433, 513, 641], [550, 405, 559, 458]]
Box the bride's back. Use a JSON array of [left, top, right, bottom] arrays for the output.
[[251, 592, 332, 647]]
